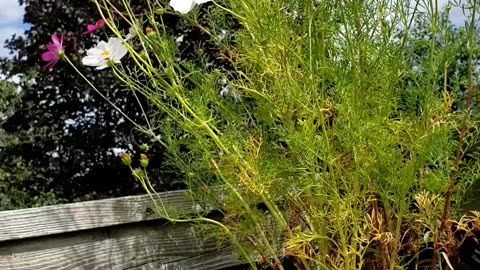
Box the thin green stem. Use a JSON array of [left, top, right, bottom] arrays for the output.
[[64, 57, 152, 136]]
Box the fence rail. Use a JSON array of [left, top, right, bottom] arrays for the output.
[[0, 190, 243, 270]]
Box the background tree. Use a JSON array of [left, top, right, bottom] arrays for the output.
[[0, 79, 57, 209], [0, 0, 230, 207]]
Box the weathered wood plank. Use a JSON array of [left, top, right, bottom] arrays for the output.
[[0, 219, 242, 270], [0, 190, 209, 242]]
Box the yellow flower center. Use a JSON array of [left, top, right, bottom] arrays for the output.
[[102, 50, 110, 57]]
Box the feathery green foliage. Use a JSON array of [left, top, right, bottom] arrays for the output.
[[91, 0, 480, 268]]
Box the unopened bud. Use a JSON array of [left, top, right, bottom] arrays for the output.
[[120, 153, 132, 166], [155, 8, 165, 15], [140, 153, 149, 168], [139, 50, 148, 61], [146, 27, 155, 37], [132, 168, 145, 179], [139, 144, 149, 153]]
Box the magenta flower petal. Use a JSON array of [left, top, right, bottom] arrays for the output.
[[47, 44, 58, 52], [83, 25, 97, 35], [96, 19, 106, 27], [82, 19, 106, 35], [41, 51, 56, 62], [44, 59, 58, 70], [51, 35, 60, 46], [41, 34, 65, 71]]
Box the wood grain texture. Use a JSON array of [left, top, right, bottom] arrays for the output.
[[0, 219, 242, 270], [0, 190, 211, 242]]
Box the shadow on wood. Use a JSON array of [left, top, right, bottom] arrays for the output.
[[0, 190, 243, 270]]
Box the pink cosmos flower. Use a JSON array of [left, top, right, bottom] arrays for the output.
[[83, 19, 106, 35], [41, 34, 64, 71]]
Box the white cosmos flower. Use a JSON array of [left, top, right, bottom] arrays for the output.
[[170, 0, 212, 14], [82, 37, 128, 70]]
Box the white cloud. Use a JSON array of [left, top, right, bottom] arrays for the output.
[[0, 0, 25, 58], [0, 0, 24, 25], [420, 0, 468, 27], [0, 73, 21, 84]]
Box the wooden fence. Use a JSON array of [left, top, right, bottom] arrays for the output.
[[0, 190, 244, 270]]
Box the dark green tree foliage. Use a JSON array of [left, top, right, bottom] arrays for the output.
[[0, 80, 56, 209], [0, 0, 230, 207]]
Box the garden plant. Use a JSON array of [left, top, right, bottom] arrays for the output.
[[39, 0, 480, 269]]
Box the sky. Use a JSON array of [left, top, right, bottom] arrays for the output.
[[0, 0, 28, 58]]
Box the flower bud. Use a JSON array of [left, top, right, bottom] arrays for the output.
[[120, 153, 132, 166], [146, 27, 155, 37], [139, 50, 148, 61], [132, 168, 145, 179], [154, 8, 165, 15], [139, 144, 149, 153], [140, 153, 149, 168]]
